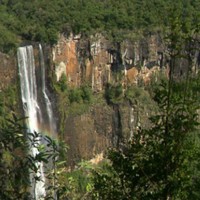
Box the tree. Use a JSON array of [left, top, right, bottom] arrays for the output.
[[0, 112, 67, 199], [91, 79, 200, 199], [0, 114, 31, 199]]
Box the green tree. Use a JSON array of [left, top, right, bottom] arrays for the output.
[[91, 79, 200, 199], [0, 114, 30, 199], [0, 113, 68, 199]]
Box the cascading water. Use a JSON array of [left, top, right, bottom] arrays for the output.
[[18, 45, 57, 199], [39, 44, 56, 137]]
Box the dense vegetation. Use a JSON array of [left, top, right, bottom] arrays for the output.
[[1, 73, 200, 199], [0, 0, 200, 52], [91, 78, 200, 199], [44, 73, 200, 200]]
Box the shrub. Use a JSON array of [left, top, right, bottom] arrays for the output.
[[105, 83, 123, 104], [69, 88, 83, 104], [80, 85, 93, 103]]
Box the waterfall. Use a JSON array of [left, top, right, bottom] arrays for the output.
[[39, 44, 56, 137], [18, 45, 56, 199]]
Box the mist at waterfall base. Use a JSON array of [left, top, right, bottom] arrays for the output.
[[18, 45, 57, 199]]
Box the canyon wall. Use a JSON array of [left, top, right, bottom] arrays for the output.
[[51, 33, 200, 164], [1, 33, 200, 164], [52, 33, 165, 163], [52, 33, 167, 90]]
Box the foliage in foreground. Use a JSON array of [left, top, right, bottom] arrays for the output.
[[90, 80, 200, 200], [0, 112, 68, 200], [51, 78, 200, 200], [0, 115, 30, 199]]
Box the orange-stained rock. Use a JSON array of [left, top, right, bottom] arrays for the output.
[[126, 67, 138, 84], [52, 33, 167, 90], [141, 66, 160, 84], [53, 34, 112, 89], [85, 58, 92, 80], [53, 34, 80, 86]]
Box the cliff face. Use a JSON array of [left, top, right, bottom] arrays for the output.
[[52, 33, 166, 90], [51, 33, 163, 163], [52, 33, 200, 163], [2, 33, 199, 92], [63, 99, 156, 165], [63, 104, 114, 164], [0, 52, 17, 90], [2, 33, 200, 164]]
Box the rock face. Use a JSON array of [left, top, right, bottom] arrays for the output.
[[52, 32, 200, 90], [51, 33, 169, 163], [0, 52, 17, 90], [64, 104, 114, 164], [63, 98, 157, 165], [53, 34, 80, 86], [52, 33, 166, 90], [53, 34, 113, 90]]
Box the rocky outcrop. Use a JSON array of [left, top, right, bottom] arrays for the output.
[[52, 32, 200, 91], [53, 34, 80, 86], [52, 33, 167, 90]]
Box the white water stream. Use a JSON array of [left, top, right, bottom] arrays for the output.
[[18, 45, 56, 199], [39, 44, 56, 137]]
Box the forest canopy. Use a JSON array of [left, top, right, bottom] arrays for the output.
[[0, 0, 200, 52]]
